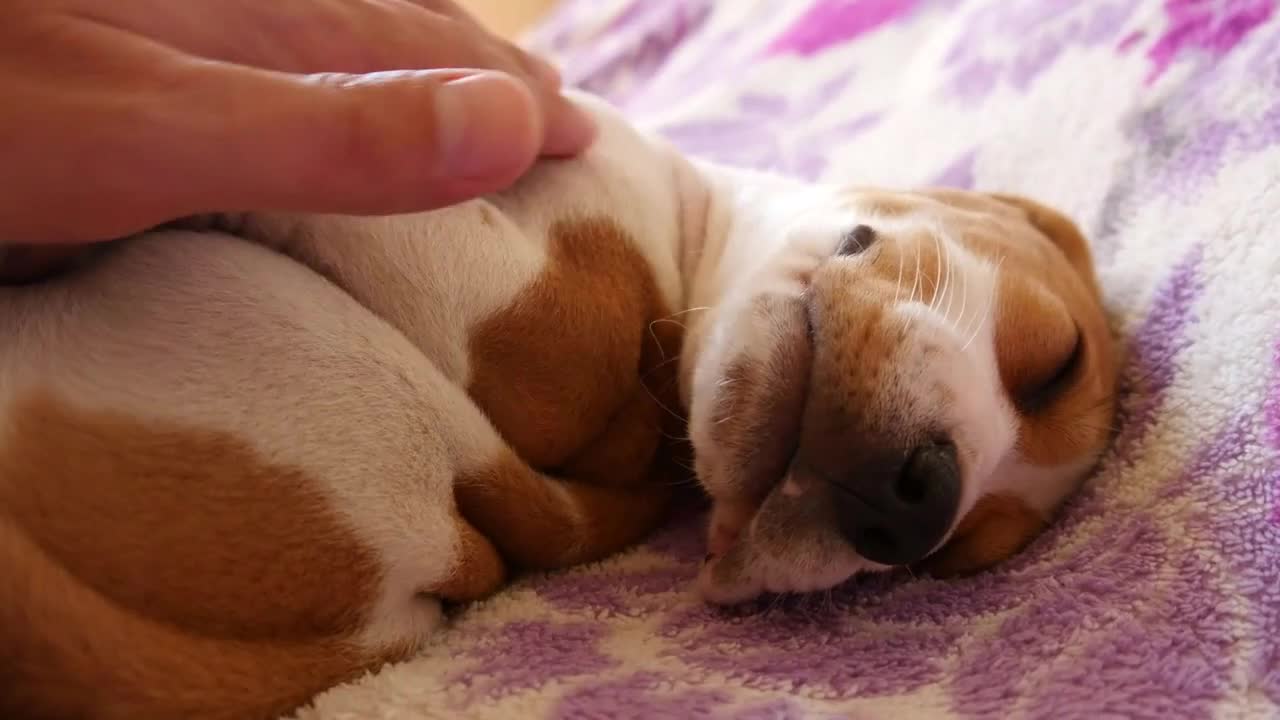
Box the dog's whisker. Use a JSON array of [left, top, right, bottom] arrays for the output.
[[928, 231, 944, 313], [909, 238, 923, 307], [954, 247, 971, 343], [893, 241, 905, 306], [641, 353, 685, 381], [961, 256, 1004, 352], [639, 381, 686, 424], [646, 307, 711, 360], [941, 236, 958, 327], [667, 306, 713, 319], [904, 238, 924, 334]]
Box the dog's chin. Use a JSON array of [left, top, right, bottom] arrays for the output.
[[694, 477, 885, 605], [688, 292, 814, 556]]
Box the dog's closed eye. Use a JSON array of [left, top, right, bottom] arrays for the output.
[[835, 225, 877, 256], [1016, 328, 1084, 414]]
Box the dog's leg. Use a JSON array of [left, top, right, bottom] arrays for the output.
[[453, 445, 672, 571]]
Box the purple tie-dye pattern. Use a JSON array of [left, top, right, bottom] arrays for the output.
[[945, 410, 1261, 718], [622, 3, 800, 113], [450, 621, 615, 698], [1268, 341, 1280, 532], [557, 1, 716, 103], [552, 673, 732, 720], [1123, 14, 1280, 202], [765, 0, 921, 57], [1269, 341, 1280, 455], [731, 699, 818, 720], [1144, 0, 1277, 82], [659, 601, 962, 697], [946, 517, 1164, 717], [658, 73, 882, 179], [1179, 406, 1280, 708], [1110, 246, 1205, 461], [532, 565, 695, 617], [930, 148, 978, 188], [940, 0, 1142, 103]]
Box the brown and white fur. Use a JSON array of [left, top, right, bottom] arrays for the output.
[[0, 92, 1118, 719]]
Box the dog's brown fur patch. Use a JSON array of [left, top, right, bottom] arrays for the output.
[[0, 392, 391, 720], [455, 450, 670, 570], [434, 511, 508, 603], [922, 493, 1046, 577], [468, 216, 681, 477]]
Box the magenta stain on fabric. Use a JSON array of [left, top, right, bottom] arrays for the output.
[[1145, 0, 1276, 83], [765, 0, 920, 57], [450, 621, 615, 697]]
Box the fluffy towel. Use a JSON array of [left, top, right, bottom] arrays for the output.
[[295, 1, 1280, 717]]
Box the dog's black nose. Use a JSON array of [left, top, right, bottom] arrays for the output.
[[831, 440, 961, 566]]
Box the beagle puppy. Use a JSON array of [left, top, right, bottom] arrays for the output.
[[0, 92, 1118, 719]]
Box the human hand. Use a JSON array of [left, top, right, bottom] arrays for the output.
[[0, 0, 595, 244]]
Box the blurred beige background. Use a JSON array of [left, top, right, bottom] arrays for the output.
[[456, 0, 561, 38]]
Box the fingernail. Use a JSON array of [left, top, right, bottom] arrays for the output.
[[532, 57, 563, 90], [542, 95, 597, 157], [434, 72, 537, 181]]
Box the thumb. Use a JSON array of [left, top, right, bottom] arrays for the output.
[[3, 18, 566, 243], [156, 63, 547, 218]]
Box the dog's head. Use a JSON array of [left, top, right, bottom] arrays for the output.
[[687, 187, 1118, 603]]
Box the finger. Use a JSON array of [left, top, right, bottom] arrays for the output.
[[70, 0, 593, 156], [153, 64, 549, 220], [2, 20, 545, 242]]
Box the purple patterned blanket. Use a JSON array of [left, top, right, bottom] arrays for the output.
[[296, 1, 1280, 717]]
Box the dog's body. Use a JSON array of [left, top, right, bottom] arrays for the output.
[[0, 93, 1119, 719]]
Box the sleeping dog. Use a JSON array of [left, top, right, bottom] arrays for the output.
[[0, 92, 1119, 719]]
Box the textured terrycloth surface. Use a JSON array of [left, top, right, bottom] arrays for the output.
[[295, 1, 1280, 717]]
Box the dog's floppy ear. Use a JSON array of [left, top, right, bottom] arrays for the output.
[[912, 188, 1098, 291], [985, 193, 1099, 292]]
